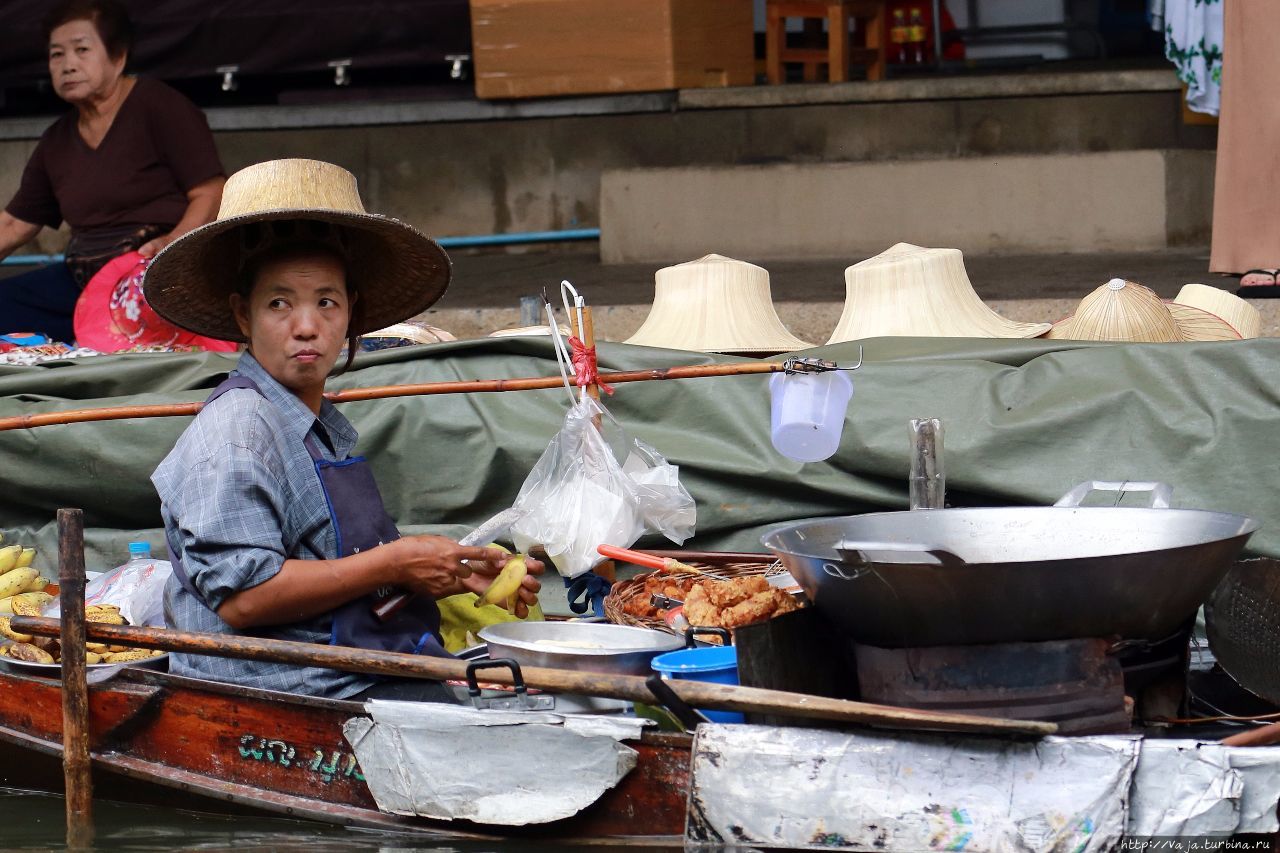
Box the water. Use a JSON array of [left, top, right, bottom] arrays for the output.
[[0, 788, 679, 852]]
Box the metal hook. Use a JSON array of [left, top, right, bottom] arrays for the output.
[[782, 346, 864, 375]]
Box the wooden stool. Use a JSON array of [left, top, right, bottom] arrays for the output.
[[766, 0, 886, 84]]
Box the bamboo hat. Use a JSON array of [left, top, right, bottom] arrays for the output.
[[826, 243, 1050, 343], [144, 159, 451, 342], [1173, 283, 1261, 339], [1047, 279, 1242, 342], [624, 254, 813, 354]]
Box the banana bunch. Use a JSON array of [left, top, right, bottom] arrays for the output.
[[0, 535, 41, 609], [0, 604, 163, 666]]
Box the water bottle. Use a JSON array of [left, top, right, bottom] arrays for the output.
[[127, 542, 152, 564]]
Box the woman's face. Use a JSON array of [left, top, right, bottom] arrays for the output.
[[231, 253, 353, 402], [48, 19, 126, 105]]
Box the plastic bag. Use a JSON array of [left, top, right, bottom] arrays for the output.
[[510, 396, 695, 578], [46, 556, 173, 628]]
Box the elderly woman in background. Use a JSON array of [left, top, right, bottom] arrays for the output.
[[0, 0, 225, 342]]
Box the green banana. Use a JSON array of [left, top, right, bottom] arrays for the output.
[[474, 554, 528, 611]]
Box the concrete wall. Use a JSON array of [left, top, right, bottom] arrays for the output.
[[600, 150, 1216, 261], [0, 82, 1213, 256]]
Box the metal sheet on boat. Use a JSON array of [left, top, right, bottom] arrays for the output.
[[343, 699, 648, 825], [685, 726, 1280, 850]]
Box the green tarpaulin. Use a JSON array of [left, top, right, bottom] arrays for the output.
[[0, 336, 1276, 572]]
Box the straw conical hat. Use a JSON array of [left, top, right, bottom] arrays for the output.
[[624, 254, 813, 354], [145, 159, 451, 342], [1173, 283, 1261, 339], [1047, 279, 1242, 342], [826, 243, 1050, 343]]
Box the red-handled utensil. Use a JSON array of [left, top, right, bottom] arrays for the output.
[[597, 544, 717, 576]]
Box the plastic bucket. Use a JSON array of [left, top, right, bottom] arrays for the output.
[[768, 370, 853, 463], [650, 645, 744, 724]]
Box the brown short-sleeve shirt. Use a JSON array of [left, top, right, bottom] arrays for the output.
[[5, 76, 224, 236]]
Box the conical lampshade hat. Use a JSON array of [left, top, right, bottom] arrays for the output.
[[826, 243, 1050, 343], [1047, 279, 1242, 342], [624, 254, 813, 354], [1173, 283, 1260, 339]]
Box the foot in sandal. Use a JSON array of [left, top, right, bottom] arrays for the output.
[[1240, 269, 1279, 287]]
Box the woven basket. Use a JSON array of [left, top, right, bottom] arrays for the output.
[[604, 560, 783, 634]]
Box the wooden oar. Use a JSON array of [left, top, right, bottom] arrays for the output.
[[0, 362, 786, 432], [11, 616, 1055, 737]]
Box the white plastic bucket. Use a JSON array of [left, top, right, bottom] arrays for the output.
[[768, 370, 853, 462]]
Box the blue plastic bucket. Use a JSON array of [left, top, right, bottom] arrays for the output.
[[650, 645, 744, 724]]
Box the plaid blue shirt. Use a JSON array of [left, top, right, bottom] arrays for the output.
[[152, 352, 379, 699]]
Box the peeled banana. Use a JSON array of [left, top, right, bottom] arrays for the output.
[[0, 616, 32, 643], [474, 553, 529, 611]]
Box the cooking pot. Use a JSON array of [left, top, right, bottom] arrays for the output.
[[761, 481, 1258, 647], [478, 621, 683, 676]]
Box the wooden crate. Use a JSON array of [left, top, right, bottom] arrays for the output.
[[470, 0, 755, 100]]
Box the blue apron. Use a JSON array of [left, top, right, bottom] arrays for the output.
[[169, 375, 452, 658]]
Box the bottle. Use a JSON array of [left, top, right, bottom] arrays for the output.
[[908, 8, 927, 65], [127, 541, 152, 564], [891, 8, 909, 65]]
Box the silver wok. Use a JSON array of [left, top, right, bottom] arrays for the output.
[[761, 481, 1259, 647]]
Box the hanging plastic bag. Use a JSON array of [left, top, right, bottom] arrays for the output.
[[509, 395, 695, 580]]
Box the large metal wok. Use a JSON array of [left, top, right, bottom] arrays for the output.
[[761, 481, 1258, 647]]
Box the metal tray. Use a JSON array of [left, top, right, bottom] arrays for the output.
[[0, 651, 169, 677], [479, 621, 683, 676]]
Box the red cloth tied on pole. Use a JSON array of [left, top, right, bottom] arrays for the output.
[[568, 336, 614, 395]]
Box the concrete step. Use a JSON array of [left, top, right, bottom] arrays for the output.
[[601, 149, 1215, 263]]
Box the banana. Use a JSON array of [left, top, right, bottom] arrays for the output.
[[86, 604, 121, 615], [7, 643, 54, 664], [0, 567, 38, 600], [22, 573, 46, 593], [15, 548, 35, 570], [86, 642, 108, 654], [86, 610, 126, 625], [474, 554, 528, 610], [84, 652, 103, 665], [0, 616, 32, 643], [0, 546, 22, 575], [10, 594, 46, 618], [104, 649, 152, 663]]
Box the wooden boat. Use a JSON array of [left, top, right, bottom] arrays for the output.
[[0, 664, 693, 845]]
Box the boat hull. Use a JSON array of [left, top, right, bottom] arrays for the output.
[[0, 667, 691, 844]]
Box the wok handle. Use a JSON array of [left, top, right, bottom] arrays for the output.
[[1054, 481, 1172, 509], [833, 541, 962, 567]]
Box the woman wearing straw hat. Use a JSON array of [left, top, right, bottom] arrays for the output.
[[144, 159, 541, 701]]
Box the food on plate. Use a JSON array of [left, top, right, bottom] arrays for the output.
[[529, 638, 609, 650], [0, 607, 163, 666], [6, 643, 54, 664]]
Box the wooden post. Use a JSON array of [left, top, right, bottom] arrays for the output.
[[58, 508, 93, 849]]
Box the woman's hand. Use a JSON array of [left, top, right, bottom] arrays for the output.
[[389, 535, 512, 599], [136, 234, 171, 259], [459, 554, 545, 618]]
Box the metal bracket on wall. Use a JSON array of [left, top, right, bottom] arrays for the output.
[[328, 59, 353, 87], [216, 65, 239, 93], [445, 54, 471, 81]]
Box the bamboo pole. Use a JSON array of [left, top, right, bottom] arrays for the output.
[[57, 509, 93, 849], [0, 362, 785, 433], [10, 616, 1055, 737]]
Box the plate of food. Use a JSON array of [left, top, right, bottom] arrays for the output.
[[0, 600, 167, 676]]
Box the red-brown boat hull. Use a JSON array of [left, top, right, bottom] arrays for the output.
[[0, 667, 690, 844]]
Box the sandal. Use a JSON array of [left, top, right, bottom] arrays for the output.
[[1237, 269, 1280, 298]]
